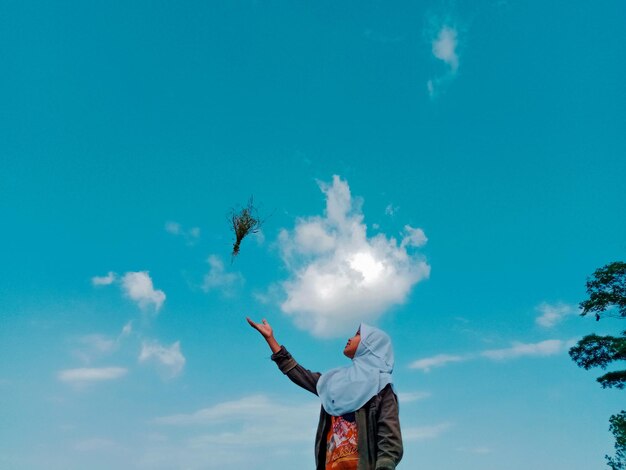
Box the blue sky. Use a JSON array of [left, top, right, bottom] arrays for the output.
[[1, 1, 625, 469]]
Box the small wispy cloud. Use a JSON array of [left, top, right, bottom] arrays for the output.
[[202, 255, 244, 296], [535, 302, 577, 328], [58, 367, 128, 385], [432, 26, 459, 72], [480, 339, 569, 360], [410, 337, 576, 372], [129, 396, 322, 468], [72, 335, 117, 363], [409, 354, 468, 372], [165, 221, 182, 235], [154, 394, 319, 445], [426, 21, 462, 99], [139, 340, 186, 379], [121, 271, 166, 312], [165, 221, 200, 245], [155, 395, 281, 425], [91, 271, 117, 286], [403, 422, 451, 441], [71, 323, 132, 364], [120, 321, 132, 337], [397, 391, 431, 403], [385, 204, 399, 216], [400, 225, 428, 248], [92, 269, 166, 313]]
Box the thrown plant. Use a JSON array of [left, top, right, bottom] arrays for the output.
[[230, 197, 263, 260]]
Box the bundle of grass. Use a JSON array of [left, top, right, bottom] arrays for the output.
[[230, 197, 263, 260]]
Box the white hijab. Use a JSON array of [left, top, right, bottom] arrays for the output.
[[316, 323, 394, 416]]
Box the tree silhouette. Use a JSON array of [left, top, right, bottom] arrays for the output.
[[569, 262, 626, 469]]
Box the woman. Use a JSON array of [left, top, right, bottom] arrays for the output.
[[247, 317, 403, 470]]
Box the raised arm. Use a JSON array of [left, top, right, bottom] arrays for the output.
[[247, 317, 321, 395], [246, 317, 281, 353]]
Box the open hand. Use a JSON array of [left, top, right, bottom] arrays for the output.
[[246, 317, 274, 339]]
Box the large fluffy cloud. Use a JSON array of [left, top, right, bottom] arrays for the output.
[[278, 175, 430, 337]]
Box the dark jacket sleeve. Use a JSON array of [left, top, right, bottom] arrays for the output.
[[271, 346, 322, 395], [375, 385, 403, 470]]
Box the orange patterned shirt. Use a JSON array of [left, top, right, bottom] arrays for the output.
[[325, 412, 359, 470]]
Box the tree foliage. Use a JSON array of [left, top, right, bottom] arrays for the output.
[[569, 261, 626, 468], [606, 411, 626, 470], [580, 261, 626, 320], [569, 332, 626, 388]]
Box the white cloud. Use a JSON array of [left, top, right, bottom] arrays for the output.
[[400, 225, 428, 248], [202, 255, 244, 296], [278, 175, 430, 337], [411, 338, 576, 372], [120, 321, 132, 337], [91, 271, 117, 286], [72, 323, 132, 363], [165, 221, 181, 235], [409, 354, 467, 372], [432, 26, 459, 72], [121, 271, 166, 312], [535, 302, 577, 328], [385, 204, 399, 216], [253, 283, 282, 305], [148, 396, 319, 467], [72, 324, 128, 365], [427, 24, 461, 98], [58, 367, 127, 384], [481, 339, 568, 360], [397, 391, 431, 403], [72, 335, 118, 363], [426, 79, 435, 97], [139, 340, 186, 379], [403, 422, 451, 441], [143, 397, 320, 469], [79, 334, 117, 354], [154, 395, 280, 425], [165, 221, 200, 244], [154, 395, 319, 445]]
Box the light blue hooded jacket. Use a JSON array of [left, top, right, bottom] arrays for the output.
[[316, 323, 394, 416]]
